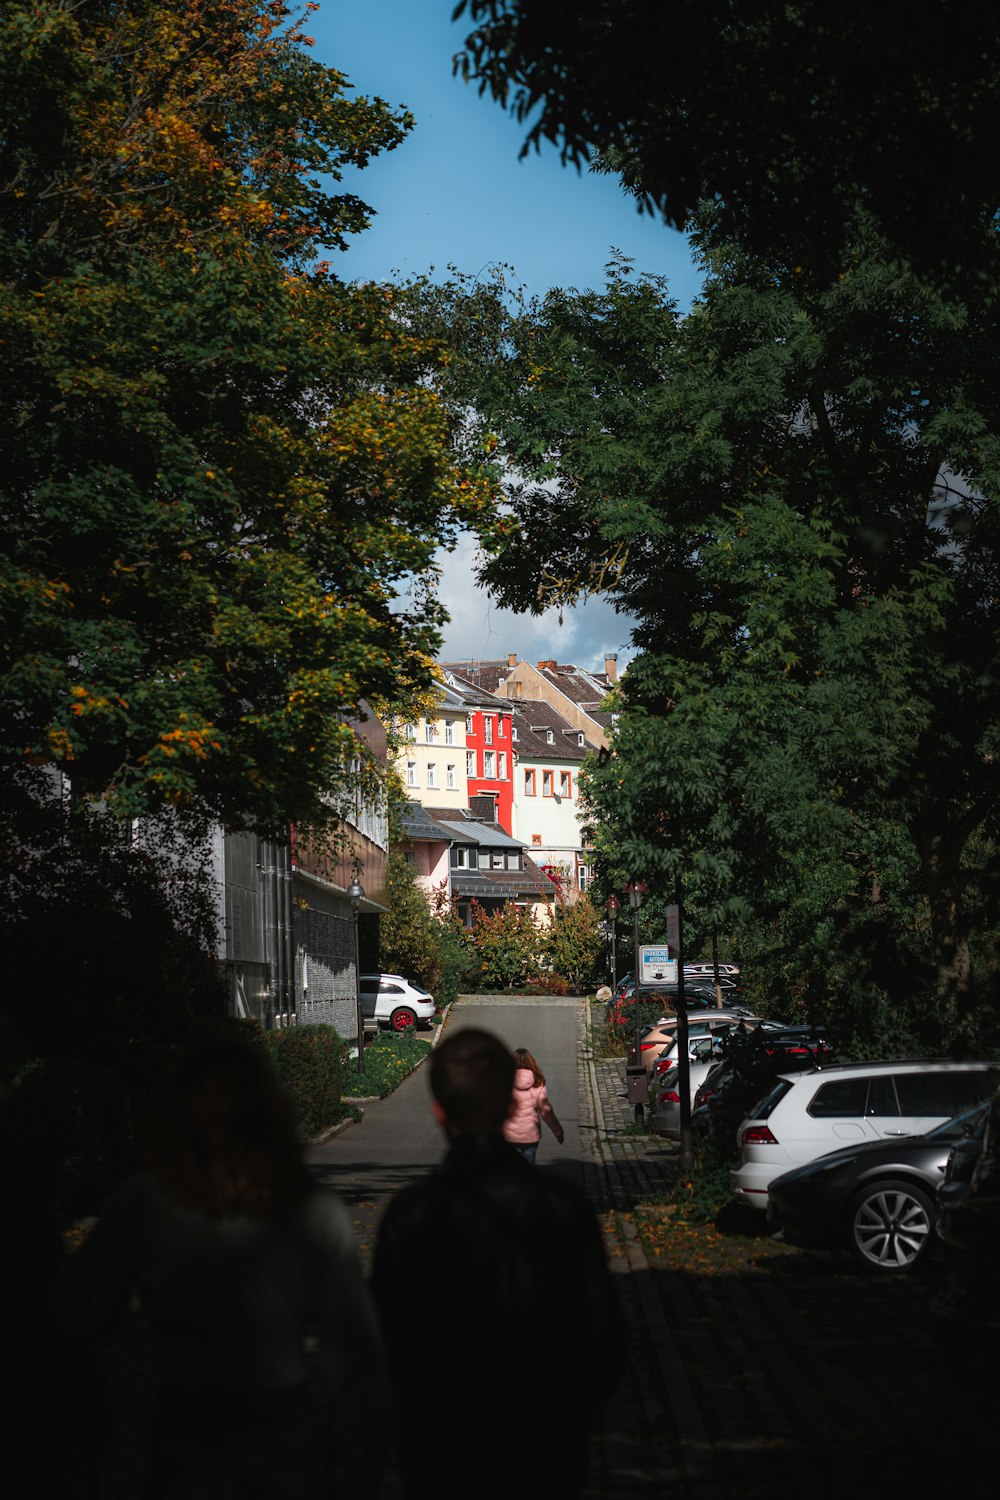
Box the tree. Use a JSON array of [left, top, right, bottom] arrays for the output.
[[413, 234, 1000, 1050], [542, 892, 602, 992], [454, 1, 1000, 284], [1, 0, 495, 836]]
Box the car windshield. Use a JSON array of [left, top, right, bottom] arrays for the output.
[[926, 1101, 989, 1140]]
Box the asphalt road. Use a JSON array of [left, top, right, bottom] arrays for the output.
[[307, 997, 585, 1267]]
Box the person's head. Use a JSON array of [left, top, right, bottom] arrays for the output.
[[429, 1028, 515, 1138], [144, 1035, 310, 1217], [512, 1047, 545, 1086]]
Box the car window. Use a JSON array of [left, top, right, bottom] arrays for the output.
[[359, 979, 379, 994], [894, 1071, 995, 1115], [808, 1078, 869, 1118], [751, 1079, 794, 1120], [379, 983, 403, 994], [866, 1075, 899, 1117]]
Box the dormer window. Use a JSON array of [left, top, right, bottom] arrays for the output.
[[546, 730, 554, 744], [578, 733, 584, 746]]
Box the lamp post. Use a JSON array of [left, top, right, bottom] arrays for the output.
[[348, 870, 366, 1076], [624, 877, 647, 1122], [604, 894, 620, 993]]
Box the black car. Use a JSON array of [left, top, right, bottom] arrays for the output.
[[607, 982, 720, 1028], [767, 1101, 989, 1274]]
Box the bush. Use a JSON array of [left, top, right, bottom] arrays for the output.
[[258, 1025, 344, 1140], [356, 1030, 432, 1098]]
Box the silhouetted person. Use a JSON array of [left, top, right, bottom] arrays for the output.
[[56, 1037, 386, 1499], [372, 1027, 624, 1500]]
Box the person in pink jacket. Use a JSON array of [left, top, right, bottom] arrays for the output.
[[503, 1047, 565, 1163]]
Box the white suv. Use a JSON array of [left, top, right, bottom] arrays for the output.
[[731, 1060, 1000, 1210], [358, 974, 435, 1032]]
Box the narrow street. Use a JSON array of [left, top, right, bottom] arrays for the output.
[[311, 996, 992, 1500]]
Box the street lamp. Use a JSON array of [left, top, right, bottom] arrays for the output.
[[604, 894, 620, 992], [624, 877, 647, 1122], [348, 869, 366, 1076]]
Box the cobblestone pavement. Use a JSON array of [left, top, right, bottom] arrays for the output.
[[577, 1001, 989, 1500]]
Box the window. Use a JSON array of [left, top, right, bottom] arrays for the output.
[[405, 723, 417, 741], [578, 864, 589, 891], [450, 846, 471, 868], [531, 833, 542, 847], [484, 717, 493, 743], [578, 733, 585, 747], [491, 851, 506, 870], [424, 719, 436, 743], [445, 721, 454, 744], [524, 769, 536, 795], [446, 763, 457, 789], [546, 730, 554, 744], [478, 850, 491, 870], [484, 750, 496, 778], [509, 850, 521, 870], [808, 1079, 870, 1118], [426, 763, 437, 788], [512, 726, 518, 741], [466, 750, 476, 777], [542, 771, 553, 796], [406, 761, 417, 787], [498, 717, 505, 736], [560, 771, 571, 798], [498, 753, 507, 779]]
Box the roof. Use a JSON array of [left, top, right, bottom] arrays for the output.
[[533, 661, 615, 709], [399, 802, 453, 844], [434, 818, 526, 851], [441, 659, 512, 696], [450, 858, 553, 901], [441, 666, 510, 709], [510, 699, 595, 761]]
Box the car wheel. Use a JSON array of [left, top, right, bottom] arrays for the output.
[[847, 1179, 934, 1273], [389, 1006, 417, 1032]]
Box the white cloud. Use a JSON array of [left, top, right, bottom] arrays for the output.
[[429, 535, 637, 673]]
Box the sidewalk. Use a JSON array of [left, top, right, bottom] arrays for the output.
[[576, 999, 987, 1500]]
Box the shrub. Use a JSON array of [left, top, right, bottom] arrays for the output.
[[258, 1025, 344, 1140], [357, 1030, 432, 1098]]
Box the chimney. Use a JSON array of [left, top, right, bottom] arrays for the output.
[[604, 653, 618, 683], [537, 660, 557, 671], [507, 652, 517, 667]]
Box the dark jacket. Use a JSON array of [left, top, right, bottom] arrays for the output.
[[372, 1134, 624, 1498]]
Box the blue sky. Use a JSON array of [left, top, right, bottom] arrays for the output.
[[312, 1, 701, 671]]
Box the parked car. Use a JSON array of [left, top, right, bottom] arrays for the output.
[[933, 1085, 1000, 1323], [358, 973, 436, 1031], [628, 1013, 769, 1072], [732, 1061, 1000, 1211], [607, 982, 720, 1028], [766, 1101, 990, 1273], [651, 1059, 721, 1138], [684, 962, 740, 978]]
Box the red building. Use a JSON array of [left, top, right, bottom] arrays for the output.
[[444, 669, 514, 834]]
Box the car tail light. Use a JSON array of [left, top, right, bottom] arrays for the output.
[[742, 1124, 778, 1145], [640, 1041, 658, 1052], [658, 1090, 681, 1104]]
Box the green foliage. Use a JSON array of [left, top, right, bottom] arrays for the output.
[[421, 236, 1000, 1053], [1, 0, 495, 836], [379, 851, 472, 1006], [463, 901, 544, 991], [455, 2, 1000, 285], [257, 1024, 344, 1140], [542, 893, 602, 992], [355, 1030, 432, 1099]]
